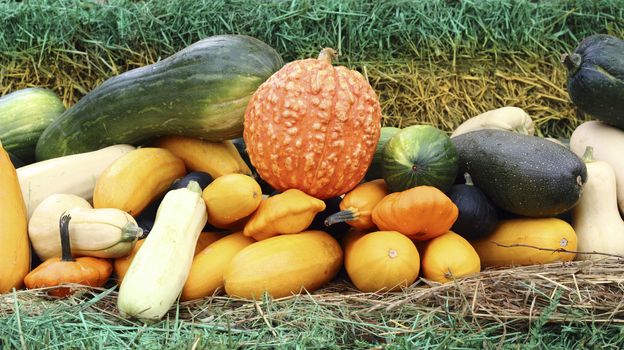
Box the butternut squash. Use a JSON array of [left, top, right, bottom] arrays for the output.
[[0, 140, 30, 293], [572, 147, 624, 260]]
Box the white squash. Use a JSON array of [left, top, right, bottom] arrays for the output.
[[28, 194, 142, 260], [17, 144, 135, 218], [572, 147, 624, 260], [451, 106, 534, 138], [570, 121, 624, 215], [117, 181, 207, 321]]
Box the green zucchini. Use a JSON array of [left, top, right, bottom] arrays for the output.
[[0, 88, 65, 159], [36, 35, 284, 160], [452, 130, 587, 217]]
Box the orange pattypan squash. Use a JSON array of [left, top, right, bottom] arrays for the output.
[[325, 179, 389, 230], [244, 48, 382, 199], [371, 186, 458, 240], [24, 214, 112, 297], [420, 231, 480, 283], [243, 189, 325, 241]]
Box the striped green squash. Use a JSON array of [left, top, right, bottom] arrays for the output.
[[36, 35, 284, 160], [0, 88, 65, 160], [382, 125, 458, 192]]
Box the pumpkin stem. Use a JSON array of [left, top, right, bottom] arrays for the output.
[[463, 173, 474, 186], [59, 213, 75, 262], [318, 48, 338, 64], [325, 208, 360, 226], [561, 53, 581, 73], [581, 146, 595, 163]]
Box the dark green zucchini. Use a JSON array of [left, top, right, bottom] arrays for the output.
[[562, 34, 624, 128], [452, 130, 587, 217], [0, 88, 65, 159], [36, 35, 284, 160]]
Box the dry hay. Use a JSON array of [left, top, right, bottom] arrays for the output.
[[2, 259, 623, 335]]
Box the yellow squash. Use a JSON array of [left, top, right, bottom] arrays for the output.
[[93, 147, 186, 216], [0, 140, 30, 293], [202, 174, 262, 229], [345, 231, 420, 292], [471, 218, 577, 267], [154, 136, 251, 178], [421, 231, 481, 283], [224, 230, 343, 299], [324, 179, 389, 230], [243, 189, 326, 241], [181, 232, 255, 301]]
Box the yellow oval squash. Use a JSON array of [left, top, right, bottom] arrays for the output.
[[224, 230, 343, 299], [202, 174, 262, 229], [0, 141, 30, 293], [471, 218, 577, 267], [93, 147, 186, 216], [345, 231, 420, 292], [181, 232, 255, 301], [421, 231, 480, 283]]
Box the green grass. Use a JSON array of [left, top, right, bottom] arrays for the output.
[[0, 0, 622, 64], [0, 289, 622, 349]]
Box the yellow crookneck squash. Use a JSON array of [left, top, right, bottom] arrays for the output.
[[0, 140, 30, 293], [243, 189, 326, 241]]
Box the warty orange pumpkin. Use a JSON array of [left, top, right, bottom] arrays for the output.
[[243, 48, 382, 199]]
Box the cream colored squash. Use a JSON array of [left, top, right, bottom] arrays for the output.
[[451, 107, 534, 138], [572, 147, 624, 260], [570, 121, 624, 215], [28, 194, 142, 260]]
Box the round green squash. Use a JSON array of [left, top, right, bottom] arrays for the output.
[[365, 126, 400, 181], [563, 34, 624, 128], [382, 125, 458, 193]]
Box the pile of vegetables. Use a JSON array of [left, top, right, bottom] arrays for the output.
[[0, 33, 623, 321]]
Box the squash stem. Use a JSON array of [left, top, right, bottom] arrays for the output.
[[121, 222, 144, 242], [325, 208, 359, 226], [463, 173, 474, 186], [561, 53, 581, 73], [318, 48, 338, 64], [581, 146, 595, 163], [186, 181, 202, 194], [59, 213, 75, 262]]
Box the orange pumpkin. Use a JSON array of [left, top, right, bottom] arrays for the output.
[[243, 48, 382, 199], [345, 231, 420, 292], [372, 186, 458, 240], [420, 231, 480, 283]]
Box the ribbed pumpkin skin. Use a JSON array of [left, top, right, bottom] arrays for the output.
[[244, 50, 382, 199], [0, 142, 30, 293]]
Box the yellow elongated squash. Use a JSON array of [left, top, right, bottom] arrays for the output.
[[224, 230, 342, 299], [0, 140, 30, 293]]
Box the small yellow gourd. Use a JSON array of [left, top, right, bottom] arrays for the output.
[[243, 189, 326, 241], [324, 179, 389, 230], [421, 231, 480, 283], [202, 174, 262, 229]]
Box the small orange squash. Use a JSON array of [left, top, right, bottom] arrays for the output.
[[345, 231, 420, 292], [93, 148, 186, 216], [181, 232, 255, 301], [325, 179, 389, 230], [244, 48, 382, 199], [420, 231, 480, 283], [471, 218, 577, 267], [372, 186, 458, 240], [202, 174, 262, 229], [224, 230, 343, 299], [0, 140, 30, 293]]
